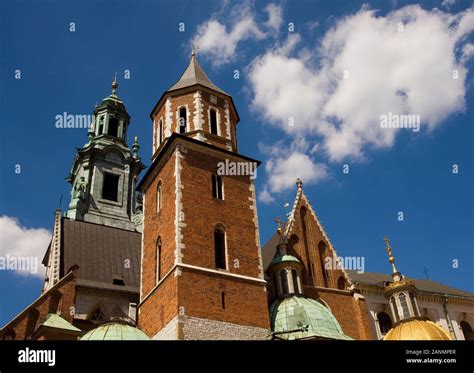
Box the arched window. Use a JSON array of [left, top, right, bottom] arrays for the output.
[[157, 182, 162, 213], [98, 117, 104, 135], [179, 107, 187, 133], [156, 237, 162, 285], [337, 276, 346, 290], [378, 312, 393, 335], [108, 117, 119, 137], [48, 291, 62, 314], [214, 225, 226, 270], [398, 292, 410, 319], [210, 109, 218, 135], [460, 321, 473, 340], [25, 309, 39, 339], [318, 241, 329, 288], [212, 173, 223, 200], [291, 269, 300, 294], [158, 119, 163, 146], [280, 270, 289, 294]]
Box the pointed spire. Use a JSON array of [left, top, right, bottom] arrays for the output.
[[168, 51, 227, 95]]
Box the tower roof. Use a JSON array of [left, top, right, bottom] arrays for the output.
[[168, 52, 228, 95]]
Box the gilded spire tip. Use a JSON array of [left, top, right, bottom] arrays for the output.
[[384, 236, 398, 275]]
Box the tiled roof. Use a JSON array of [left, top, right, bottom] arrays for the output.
[[61, 218, 141, 292]]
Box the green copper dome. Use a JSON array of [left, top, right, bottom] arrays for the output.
[[270, 296, 352, 340], [270, 254, 301, 266], [80, 322, 150, 341]]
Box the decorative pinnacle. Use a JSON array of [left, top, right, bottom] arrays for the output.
[[296, 178, 303, 189], [275, 217, 283, 236], [112, 72, 118, 94], [384, 236, 398, 275]]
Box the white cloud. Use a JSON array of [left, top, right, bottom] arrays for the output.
[[442, 0, 456, 9], [0, 216, 50, 278], [192, 3, 285, 66], [264, 4, 283, 32], [249, 5, 474, 162], [265, 152, 328, 195], [258, 186, 275, 203], [192, 4, 265, 66]]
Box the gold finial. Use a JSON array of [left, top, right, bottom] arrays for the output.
[[384, 236, 398, 275], [112, 72, 118, 94], [275, 217, 283, 236]]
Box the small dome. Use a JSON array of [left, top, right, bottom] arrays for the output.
[[270, 296, 352, 340], [270, 254, 301, 267], [80, 322, 150, 341], [384, 319, 451, 340]]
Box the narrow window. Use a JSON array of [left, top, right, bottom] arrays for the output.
[[337, 276, 346, 290], [158, 119, 163, 145], [291, 269, 300, 294], [108, 117, 119, 137], [221, 292, 226, 309], [318, 241, 329, 287], [214, 225, 226, 269], [378, 312, 393, 335], [25, 310, 39, 339], [210, 109, 218, 135], [390, 296, 399, 322], [157, 182, 162, 213], [102, 172, 119, 201], [212, 174, 223, 200], [179, 108, 187, 133], [98, 117, 104, 135], [48, 291, 62, 314], [156, 237, 162, 284], [398, 293, 410, 319], [280, 270, 289, 294], [409, 292, 419, 316]]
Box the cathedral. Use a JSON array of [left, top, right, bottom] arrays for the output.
[[1, 52, 473, 341]]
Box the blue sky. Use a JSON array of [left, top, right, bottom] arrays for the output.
[[0, 0, 473, 326]]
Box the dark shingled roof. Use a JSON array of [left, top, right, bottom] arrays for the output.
[[168, 53, 228, 95], [61, 218, 141, 292], [346, 270, 474, 298]]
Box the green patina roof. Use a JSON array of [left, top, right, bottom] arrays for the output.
[[80, 322, 150, 341], [270, 296, 352, 340], [270, 254, 301, 266], [40, 313, 81, 333]]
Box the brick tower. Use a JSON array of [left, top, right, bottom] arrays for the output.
[[137, 51, 270, 339]]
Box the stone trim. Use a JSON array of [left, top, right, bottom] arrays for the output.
[[164, 97, 172, 138], [249, 180, 264, 279], [174, 146, 185, 266], [178, 263, 267, 284]]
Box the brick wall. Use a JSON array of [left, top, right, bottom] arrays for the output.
[[1, 272, 77, 340]]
